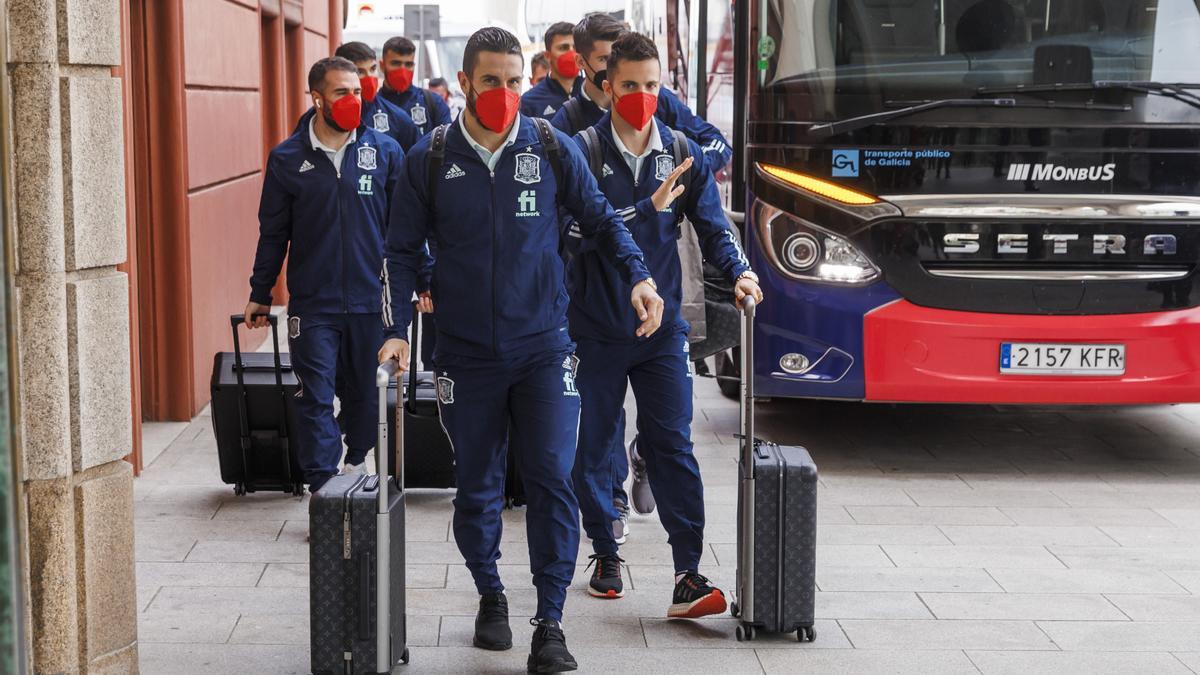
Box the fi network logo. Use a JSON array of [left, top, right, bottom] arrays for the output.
[[832, 149, 859, 177], [516, 190, 540, 217]]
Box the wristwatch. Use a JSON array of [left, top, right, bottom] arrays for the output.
[[735, 270, 759, 284], [639, 277, 658, 291]]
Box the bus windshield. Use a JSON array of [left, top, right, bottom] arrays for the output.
[[762, 0, 1200, 120]]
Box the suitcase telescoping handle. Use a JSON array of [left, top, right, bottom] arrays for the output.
[[737, 296, 757, 626], [375, 359, 401, 673], [739, 296, 756, 466]]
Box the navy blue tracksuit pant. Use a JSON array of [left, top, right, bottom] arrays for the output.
[[287, 313, 382, 492], [574, 329, 705, 573], [436, 347, 581, 622]]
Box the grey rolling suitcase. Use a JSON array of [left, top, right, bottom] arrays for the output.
[[310, 361, 409, 673], [731, 297, 818, 642]]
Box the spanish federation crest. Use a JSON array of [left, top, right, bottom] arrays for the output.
[[514, 152, 541, 184], [372, 111, 390, 132], [410, 104, 427, 126], [655, 154, 676, 181], [357, 145, 377, 171], [436, 376, 455, 405]]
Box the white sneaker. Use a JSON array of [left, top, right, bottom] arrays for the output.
[[340, 461, 368, 476], [612, 500, 630, 545]]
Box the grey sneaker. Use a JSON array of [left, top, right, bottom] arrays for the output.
[[628, 436, 656, 515], [340, 461, 368, 476], [612, 500, 630, 545]]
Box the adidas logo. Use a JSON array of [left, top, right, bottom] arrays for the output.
[[543, 104, 556, 115], [299, 160, 315, 173], [602, 163, 614, 177], [445, 164, 466, 179]]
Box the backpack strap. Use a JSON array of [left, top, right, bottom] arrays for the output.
[[426, 123, 450, 209], [423, 88, 437, 120], [563, 97, 584, 135], [580, 126, 604, 180], [533, 117, 565, 202], [670, 130, 693, 235]]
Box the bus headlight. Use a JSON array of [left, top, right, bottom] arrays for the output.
[[754, 199, 880, 284]]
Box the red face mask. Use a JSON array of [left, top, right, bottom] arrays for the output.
[[360, 75, 379, 103], [386, 66, 414, 93], [472, 87, 520, 133], [326, 94, 362, 132], [613, 90, 658, 131], [555, 50, 580, 79]]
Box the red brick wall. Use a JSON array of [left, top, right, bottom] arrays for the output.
[[173, 0, 336, 414]]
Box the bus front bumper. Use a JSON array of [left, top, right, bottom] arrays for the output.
[[859, 300, 1200, 404]]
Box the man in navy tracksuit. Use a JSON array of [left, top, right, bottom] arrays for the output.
[[566, 33, 762, 618], [380, 35, 453, 136], [245, 56, 402, 492], [520, 21, 581, 119], [377, 28, 662, 673], [292, 42, 420, 153], [551, 13, 733, 173]]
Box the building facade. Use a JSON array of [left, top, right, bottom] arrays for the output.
[[1, 0, 342, 670]]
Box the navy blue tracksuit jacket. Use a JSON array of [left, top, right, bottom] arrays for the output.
[[293, 96, 420, 152], [568, 117, 751, 572], [383, 114, 650, 622], [381, 84, 452, 136], [520, 75, 582, 119], [250, 123, 402, 489], [551, 87, 733, 172]]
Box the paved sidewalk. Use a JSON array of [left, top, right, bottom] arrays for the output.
[[136, 371, 1200, 674]]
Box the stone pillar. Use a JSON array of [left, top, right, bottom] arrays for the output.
[[7, 0, 138, 671]]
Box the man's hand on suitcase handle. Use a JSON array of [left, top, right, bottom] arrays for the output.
[[243, 302, 271, 329], [631, 278, 664, 338], [378, 338, 411, 372], [734, 277, 763, 308]]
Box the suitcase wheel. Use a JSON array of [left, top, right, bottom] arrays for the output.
[[798, 626, 816, 642], [401, 647, 410, 664], [729, 602, 740, 618], [233, 482, 247, 497], [735, 624, 756, 642]]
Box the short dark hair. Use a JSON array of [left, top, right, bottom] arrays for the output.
[[382, 36, 416, 57], [573, 13, 625, 59], [531, 52, 549, 70], [462, 27, 523, 76], [308, 56, 358, 92], [543, 21, 575, 50], [428, 77, 448, 89], [607, 32, 659, 76], [334, 41, 377, 65]]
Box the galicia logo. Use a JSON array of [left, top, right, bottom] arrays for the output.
[[1006, 163, 1115, 182]]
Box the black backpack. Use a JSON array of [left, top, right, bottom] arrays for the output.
[[561, 97, 586, 135], [425, 117, 565, 206], [577, 125, 693, 235]]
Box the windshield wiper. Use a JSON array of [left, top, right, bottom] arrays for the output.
[[977, 80, 1200, 110], [808, 97, 1129, 138]]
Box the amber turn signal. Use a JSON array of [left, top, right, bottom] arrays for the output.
[[758, 163, 879, 206]]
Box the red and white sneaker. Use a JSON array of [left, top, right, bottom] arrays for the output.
[[668, 572, 728, 618]]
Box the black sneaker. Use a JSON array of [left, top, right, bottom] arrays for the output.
[[668, 572, 728, 618], [474, 592, 512, 650], [585, 553, 625, 599], [527, 618, 578, 673]]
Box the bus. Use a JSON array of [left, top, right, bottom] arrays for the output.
[[713, 0, 1200, 404]]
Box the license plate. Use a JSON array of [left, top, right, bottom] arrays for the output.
[[999, 343, 1125, 376]]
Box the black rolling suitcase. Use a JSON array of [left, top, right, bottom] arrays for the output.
[[731, 297, 818, 643], [210, 314, 304, 496], [310, 361, 409, 673], [382, 311, 456, 488]]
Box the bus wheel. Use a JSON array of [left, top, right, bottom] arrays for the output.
[[715, 348, 740, 400]]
